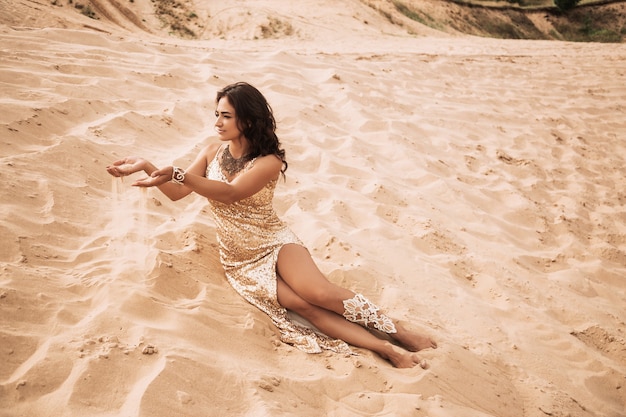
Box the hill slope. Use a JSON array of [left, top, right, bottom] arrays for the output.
[[2, 0, 624, 42]]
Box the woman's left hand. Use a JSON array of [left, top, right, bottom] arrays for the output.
[[133, 166, 173, 187]]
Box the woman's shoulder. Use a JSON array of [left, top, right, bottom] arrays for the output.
[[246, 153, 283, 181], [204, 142, 222, 153], [202, 142, 223, 161], [254, 153, 283, 169]]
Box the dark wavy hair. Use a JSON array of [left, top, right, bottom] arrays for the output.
[[216, 82, 287, 177]]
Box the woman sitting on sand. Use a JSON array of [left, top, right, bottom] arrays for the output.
[[106, 82, 437, 368]]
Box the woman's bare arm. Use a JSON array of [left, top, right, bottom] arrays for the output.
[[133, 151, 282, 204], [106, 143, 220, 201]]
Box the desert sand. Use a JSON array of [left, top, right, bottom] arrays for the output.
[[1, 1, 625, 416]]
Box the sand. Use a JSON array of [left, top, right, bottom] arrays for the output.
[[1, 1, 625, 416]]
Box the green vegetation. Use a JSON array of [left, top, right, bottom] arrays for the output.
[[152, 0, 197, 38], [374, 0, 624, 43], [554, 0, 582, 11], [392, 0, 441, 30], [464, 0, 594, 7], [554, 12, 623, 41], [393, 1, 425, 23], [479, 12, 543, 38], [259, 17, 295, 38], [75, 3, 96, 19], [81, 5, 96, 19]]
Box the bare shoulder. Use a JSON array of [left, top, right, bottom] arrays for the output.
[[184, 142, 221, 176], [202, 142, 222, 163], [253, 154, 283, 176]]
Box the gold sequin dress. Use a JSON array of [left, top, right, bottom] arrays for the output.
[[206, 145, 350, 354]]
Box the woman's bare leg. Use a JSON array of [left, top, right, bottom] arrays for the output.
[[276, 244, 353, 311], [277, 244, 437, 352], [276, 276, 426, 368]]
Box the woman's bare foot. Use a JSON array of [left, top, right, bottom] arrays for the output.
[[392, 323, 438, 352], [380, 342, 428, 369]]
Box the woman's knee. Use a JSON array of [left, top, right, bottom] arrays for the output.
[[285, 294, 313, 314], [277, 277, 314, 313], [302, 285, 335, 307], [277, 289, 319, 320], [290, 299, 326, 324]]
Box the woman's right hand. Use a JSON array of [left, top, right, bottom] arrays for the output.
[[106, 157, 146, 177]]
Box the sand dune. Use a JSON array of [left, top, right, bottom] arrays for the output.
[[1, 1, 626, 416]]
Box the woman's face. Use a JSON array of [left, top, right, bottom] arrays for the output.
[[214, 96, 243, 142]]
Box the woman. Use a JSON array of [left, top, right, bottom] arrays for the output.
[[107, 82, 437, 368]]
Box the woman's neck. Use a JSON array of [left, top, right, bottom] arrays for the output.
[[228, 138, 249, 159]]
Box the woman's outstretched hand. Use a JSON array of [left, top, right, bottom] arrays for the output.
[[106, 157, 145, 177], [133, 166, 173, 188], [107, 158, 174, 188]]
